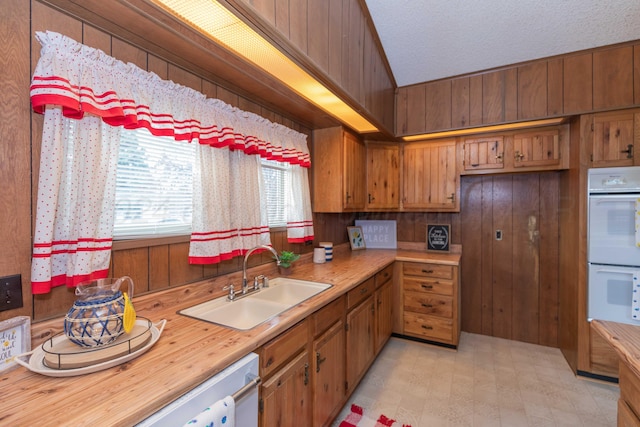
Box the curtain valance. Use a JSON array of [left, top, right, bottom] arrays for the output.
[[30, 31, 310, 167]]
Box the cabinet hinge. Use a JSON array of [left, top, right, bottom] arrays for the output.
[[345, 323, 349, 332], [259, 398, 264, 413], [345, 381, 349, 391], [591, 123, 594, 131]]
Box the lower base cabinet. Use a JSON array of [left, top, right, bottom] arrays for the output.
[[258, 264, 394, 427], [375, 278, 393, 353], [399, 261, 460, 347], [619, 362, 640, 426], [313, 319, 345, 426], [261, 351, 310, 427], [346, 277, 376, 394]]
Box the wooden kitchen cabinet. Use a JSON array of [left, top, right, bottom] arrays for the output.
[[261, 351, 311, 427], [462, 126, 569, 174], [345, 278, 376, 393], [463, 136, 505, 171], [374, 265, 393, 354], [513, 129, 562, 169], [400, 262, 460, 347], [590, 110, 640, 167], [402, 140, 459, 211], [311, 297, 346, 427], [258, 320, 310, 427], [312, 127, 366, 212], [619, 362, 640, 426], [365, 142, 400, 210]]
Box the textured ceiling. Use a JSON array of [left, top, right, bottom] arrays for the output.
[[364, 0, 640, 87]]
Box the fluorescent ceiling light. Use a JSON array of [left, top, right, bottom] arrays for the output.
[[152, 0, 378, 133], [401, 118, 567, 141]]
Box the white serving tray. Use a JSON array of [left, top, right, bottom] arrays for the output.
[[14, 319, 166, 377]]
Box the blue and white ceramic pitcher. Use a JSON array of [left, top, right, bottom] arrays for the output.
[[63, 276, 134, 348]]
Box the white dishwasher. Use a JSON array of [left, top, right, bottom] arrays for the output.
[[137, 352, 260, 427]]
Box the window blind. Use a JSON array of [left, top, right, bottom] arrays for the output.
[[260, 159, 289, 228], [114, 128, 195, 238]]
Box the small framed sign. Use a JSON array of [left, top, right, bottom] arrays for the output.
[[0, 316, 30, 373], [347, 226, 366, 250], [355, 220, 397, 249], [427, 224, 450, 253]]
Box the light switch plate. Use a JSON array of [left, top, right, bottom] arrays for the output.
[[1, 275, 23, 311]]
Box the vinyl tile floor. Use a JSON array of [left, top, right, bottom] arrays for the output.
[[333, 332, 620, 427]]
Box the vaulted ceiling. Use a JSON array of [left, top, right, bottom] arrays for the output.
[[365, 0, 640, 87]]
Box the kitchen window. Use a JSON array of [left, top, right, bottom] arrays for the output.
[[113, 127, 289, 239]]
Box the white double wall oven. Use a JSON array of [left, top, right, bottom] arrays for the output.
[[587, 166, 640, 325]]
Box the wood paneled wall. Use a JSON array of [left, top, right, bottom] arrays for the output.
[[397, 42, 640, 136], [459, 173, 560, 347], [236, 0, 395, 133], [359, 172, 561, 348], [1, 1, 318, 322]]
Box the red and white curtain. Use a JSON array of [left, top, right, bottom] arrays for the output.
[[30, 31, 313, 293], [31, 108, 121, 294]]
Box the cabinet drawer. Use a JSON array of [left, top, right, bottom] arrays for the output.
[[620, 362, 640, 421], [260, 320, 308, 378], [404, 291, 452, 318], [404, 312, 453, 342], [403, 276, 453, 296], [618, 399, 640, 427], [312, 296, 345, 337], [375, 264, 394, 287], [403, 262, 452, 279], [347, 277, 375, 310]]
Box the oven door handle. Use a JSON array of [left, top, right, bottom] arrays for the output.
[[593, 268, 637, 275], [591, 195, 639, 204]]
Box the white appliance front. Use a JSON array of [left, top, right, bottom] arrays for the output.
[[137, 352, 259, 427], [588, 194, 640, 266], [588, 264, 639, 325]]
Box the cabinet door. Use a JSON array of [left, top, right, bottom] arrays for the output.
[[366, 143, 400, 209], [463, 136, 504, 171], [402, 140, 458, 210], [592, 111, 636, 167], [346, 295, 375, 393], [343, 131, 366, 210], [260, 351, 311, 427], [312, 320, 345, 427], [513, 129, 561, 168], [375, 279, 393, 354]]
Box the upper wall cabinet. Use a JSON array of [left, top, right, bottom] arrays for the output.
[[396, 42, 639, 137], [461, 125, 569, 175], [365, 142, 400, 210], [312, 127, 366, 212], [462, 136, 505, 172], [588, 109, 640, 167], [402, 140, 459, 212]]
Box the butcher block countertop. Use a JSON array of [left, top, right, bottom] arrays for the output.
[[591, 320, 640, 379], [1, 246, 460, 426]]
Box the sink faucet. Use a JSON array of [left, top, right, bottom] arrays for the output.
[[242, 245, 281, 294]]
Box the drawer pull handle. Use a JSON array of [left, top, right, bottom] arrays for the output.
[[422, 269, 434, 274], [421, 303, 433, 308], [360, 288, 369, 295], [421, 325, 433, 330], [421, 284, 433, 289]]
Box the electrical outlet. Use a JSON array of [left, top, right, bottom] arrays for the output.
[[1, 274, 23, 311]]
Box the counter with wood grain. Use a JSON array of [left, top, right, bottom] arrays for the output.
[[0, 245, 460, 426], [591, 320, 640, 425]]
